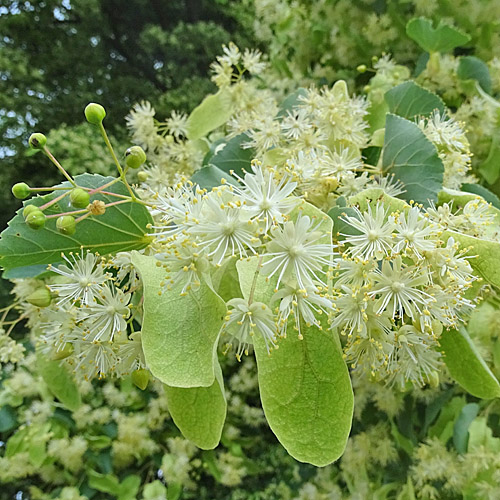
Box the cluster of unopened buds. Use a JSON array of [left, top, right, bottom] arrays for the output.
[[11, 103, 148, 235]]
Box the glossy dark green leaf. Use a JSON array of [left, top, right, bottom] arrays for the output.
[[385, 81, 445, 120], [382, 114, 444, 206], [191, 165, 238, 190], [208, 133, 254, 177]]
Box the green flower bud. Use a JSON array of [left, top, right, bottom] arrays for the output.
[[23, 204, 39, 218], [56, 215, 76, 235], [69, 188, 90, 208], [26, 210, 46, 230], [12, 182, 31, 199], [52, 343, 74, 361], [125, 146, 147, 169], [137, 171, 149, 182], [84, 103, 106, 125], [28, 132, 47, 149], [27, 287, 52, 307], [131, 369, 150, 390], [357, 64, 367, 73]]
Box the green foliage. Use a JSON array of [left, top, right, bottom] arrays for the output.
[[131, 252, 226, 388], [382, 114, 444, 205], [164, 362, 227, 450], [385, 81, 445, 120], [440, 327, 500, 399], [406, 17, 471, 53], [0, 174, 153, 274], [457, 56, 492, 93]]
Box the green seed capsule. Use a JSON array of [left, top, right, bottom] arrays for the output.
[[23, 204, 39, 218], [52, 343, 74, 361], [26, 210, 46, 230], [69, 188, 90, 208], [125, 146, 147, 169], [12, 182, 31, 199], [137, 171, 148, 182], [28, 132, 47, 149], [131, 369, 150, 390], [56, 215, 76, 235], [84, 103, 106, 124], [27, 287, 52, 307]]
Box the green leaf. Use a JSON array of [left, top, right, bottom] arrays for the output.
[[143, 481, 168, 500], [131, 252, 226, 388], [457, 56, 492, 94], [385, 81, 445, 120], [276, 88, 307, 119], [37, 354, 81, 411], [453, 403, 479, 454], [185, 89, 233, 141], [480, 134, 500, 185], [406, 17, 471, 53], [191, 165, 238, 190], [236, 253, 353, 466], [443, 229, 500, 288], [118, 475, 141, 500], [88, 470, 120, 494], [348, 187, 409, 213], [164, 360, 227, 449], [253, 321, 353, 466], [0, 405, 17, 432], [439, 327, 500, 399], [0, 174, 153, 273], [461, 183, 500, 209], [382, 114, 444, 206], [208, 133, 255, 177]]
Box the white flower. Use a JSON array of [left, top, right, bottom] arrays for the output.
[[80, 285, 131, 342], [280, 108, 312, 140], [219, 42, 241, 66], [242, 48, 267, 74], [224, 299, 277, 360], [370, 175, 406, 197], [165, 110, 189, 139], [49, 251, 110, 306], [261, 215, 333, 290], [419, 111, 468, 152], [190, 194, 260, 265], [341, 203, 395, 260], [231, 162, 298, 232], [393, 207, 438, 258], [73, 340, 118, 380], [273, 284, 332, 338], [368, 257, 433, 320]]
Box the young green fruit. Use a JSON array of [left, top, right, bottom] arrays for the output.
[[12, 182, 31, 199], [27, 287, 52, 307], [131, 369, 150, 390], [26, 210, 46, 230], [125, 146, 147, 169], [137, 171, 148, 182], [84, 103, 106, 124], [56, 215, 76, 235], [69, 188, 90, 208], [23, 204, 39, 218], [28, 132, 47, 149]]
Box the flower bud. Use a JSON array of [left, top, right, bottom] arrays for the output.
[[26, 210, 46, 230], [84, 103, 106, 125], [125, 146, 147, 169], [23, 204, 39, 218], [137, 171, 148, 182], [56, 215, 76, 235], [29, 133, 47, 149], [357, 64, 367, 73], [27, 287, 52, 307], [12, 182, 31, 199], [131, 369, 150, 390], [69, 188, 90, 208], [52, 343, 74, 361]]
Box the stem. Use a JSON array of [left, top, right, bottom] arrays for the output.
[[42, 146, 77, 187], [46, 208, 88, 219], [88, 177, 121, 195], [98, 123, 137, 201], [38, 190, 71, 211]]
